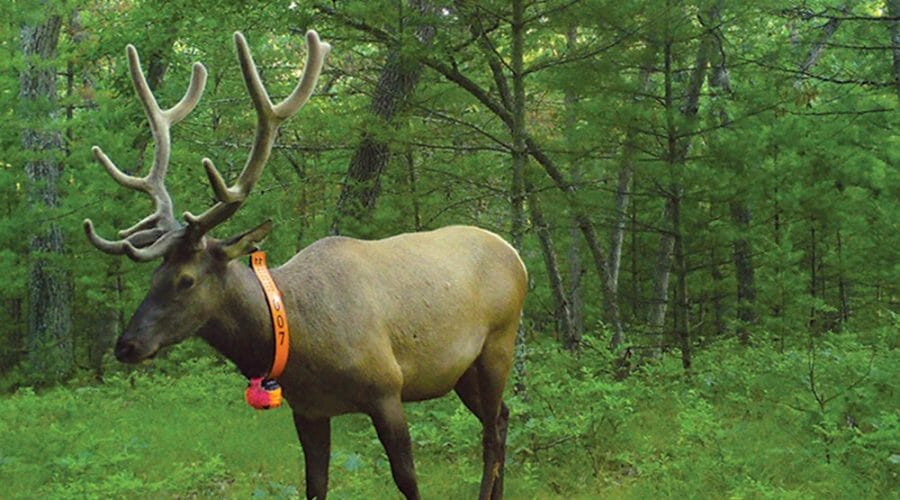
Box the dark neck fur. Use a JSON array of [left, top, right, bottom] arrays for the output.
[[197, 260, 275, 378]]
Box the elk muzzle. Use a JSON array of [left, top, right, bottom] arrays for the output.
[[114, 331, 160, 363]]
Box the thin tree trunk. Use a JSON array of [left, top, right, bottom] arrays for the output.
[[645, 15, 711, 358], [647, 198, 676, 346], [809, 221, 818, 332], [566, 204, 585, 346], [707, 4, 758, 343], [525, 145, 623, 343], [709, 247, 726, 336], [510, 0, 528, 392], [527, 181, 574, 348], [889, 0, 900, 93], [630, 175, 640, 321], [836, 230, 850, 326], [21, 11, 72, 382], [405, 147, 422, 231], [1, 193, 25, 372], [796, 4, 848, 86], [283, 149, 308, 249], [608, 64, 654, 349], [672, 189, 691, 371], [731, 203, 757, 342], [564, 25, 584, 347], [332, 0, 435, 236]]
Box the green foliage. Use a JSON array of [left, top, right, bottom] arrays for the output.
[[0, 0, 896, 377], [1, 0, 898, 496], [2, 333, 895, 498]]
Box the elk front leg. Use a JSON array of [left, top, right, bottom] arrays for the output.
[[293, 412, 331, 500], [369, 396, 420, 500]]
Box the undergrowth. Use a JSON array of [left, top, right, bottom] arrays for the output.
[[0, 329, 896, 499]]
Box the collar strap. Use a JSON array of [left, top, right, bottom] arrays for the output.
[[250, 251, 290, 379]]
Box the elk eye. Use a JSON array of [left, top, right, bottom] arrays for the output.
[[177, 276, 195, 291]]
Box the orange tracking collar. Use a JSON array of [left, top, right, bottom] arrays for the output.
[[250, 251, 290, 379]]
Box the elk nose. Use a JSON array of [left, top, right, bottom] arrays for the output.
[[114, 339, 139, 362]]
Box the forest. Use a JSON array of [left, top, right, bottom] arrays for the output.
[[1, 0, 897, 498]]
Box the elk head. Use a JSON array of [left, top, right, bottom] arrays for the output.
[[84, 31, 330, 362]]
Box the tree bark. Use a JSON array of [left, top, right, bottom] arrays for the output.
[[21, 11, 73, 382], [564, 25, 584, 347], [646, 19, 711, 357], [630, 175, 640, 321], [889, 0, 900, 92], [796, 4, 848, 86], [808, 222, 821, 333], [709, 247, 726, 335], [672, 188, 691, 371], [331, 0, 435, 236], [730, 203, 757, 342], [836, 230, 850, 326], [608, 61, 654, 349], [527, 180, 575, 348], [510, 0, 531, 393], [707, 4, 758, 343], [404, 147, 423, 231], [646, 198, 676, 343]]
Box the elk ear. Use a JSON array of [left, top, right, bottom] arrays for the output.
[[216, 220, 273, 261]]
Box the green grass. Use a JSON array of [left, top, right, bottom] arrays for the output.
[[1, 333, 897, 499]]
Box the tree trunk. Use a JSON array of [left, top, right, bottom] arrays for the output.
[[527, 181, 575, 348], [796, 4, 848, 86], [630, 175, 640, 321], [836, 230, 850, 327], [564, 25, 584, 347], [405, 147, 423, 231], [809, 221, 819, 332], [731, 203, 757, 342], [332, 0, 435, 236], [21, 11, 72, 382], [672, 189, 691, 371], [707, 5, 758, 343], [890, 0, 900, 93], [645, 18, 711, 358], [608, 64, 654, 349], [510, 0, 530, 394], [646, 198, 676, 346], [709, 247, 726, 336]]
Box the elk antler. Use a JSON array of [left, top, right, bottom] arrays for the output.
[[84, 30, 330, 261], [184, 30, 331, 237], [83, 45, 208, 261]]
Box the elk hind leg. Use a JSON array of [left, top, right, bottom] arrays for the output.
[[455, 338, 514, 499]]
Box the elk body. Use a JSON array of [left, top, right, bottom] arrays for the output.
[[84, 30, 526, 500]]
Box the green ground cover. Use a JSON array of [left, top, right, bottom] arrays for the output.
[[1, 332, 896, 499]]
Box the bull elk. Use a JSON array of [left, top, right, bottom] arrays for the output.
[[83, 30, 527, 500]]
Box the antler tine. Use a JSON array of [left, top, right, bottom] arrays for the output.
[[83, 220, 171, 262], [122, 231, 182, 262], [273, 30, 331, 119], [84, 43, 208, 261], [91, 145, 146, 191], [164, 62, 208, 125], [184, 30, 329, 236], [127, 45, 208, 185]]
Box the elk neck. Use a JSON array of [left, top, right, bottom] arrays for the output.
[[196, 260, 281, 379]]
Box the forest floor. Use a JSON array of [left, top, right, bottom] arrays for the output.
[[0, 332, 896, 499]]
